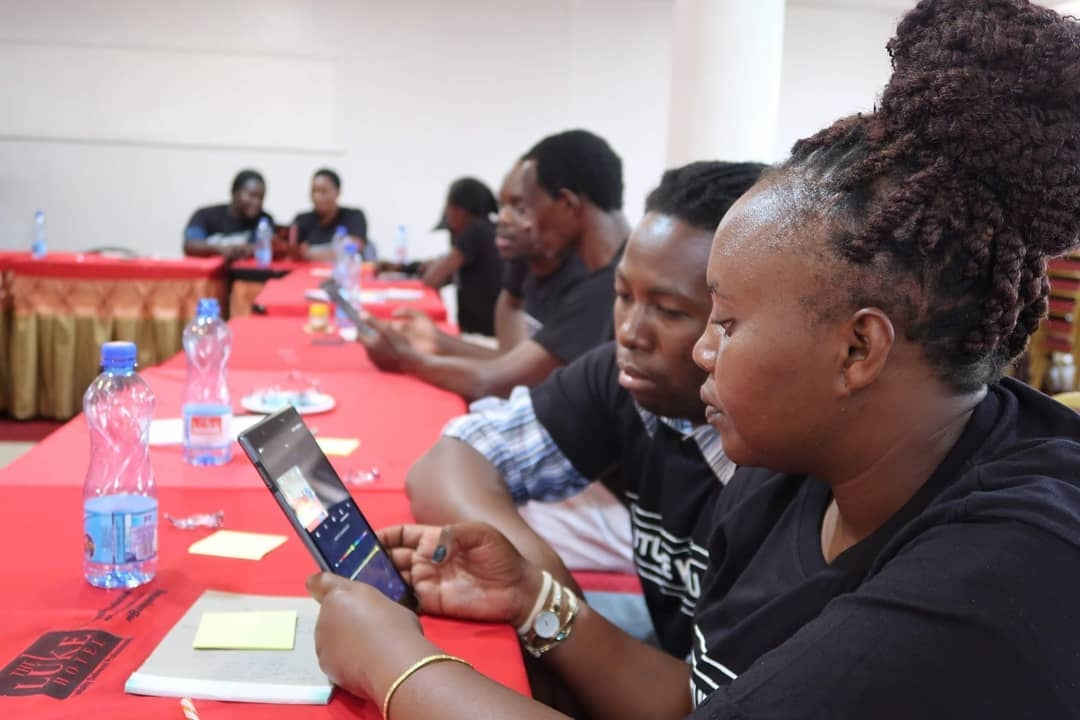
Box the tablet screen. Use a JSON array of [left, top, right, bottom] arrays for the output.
[[240, 409, 409, 603]]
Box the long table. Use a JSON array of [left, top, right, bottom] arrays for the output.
[[253, 265, 446, 321], [1, 252, 227, 420], [0, 312, 530, 719]]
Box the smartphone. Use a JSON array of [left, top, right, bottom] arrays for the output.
[[318, 279, 377, 338], [237, 406, 417, 609]]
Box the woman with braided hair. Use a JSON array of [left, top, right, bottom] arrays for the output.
[[304, 1, 1080, 718]]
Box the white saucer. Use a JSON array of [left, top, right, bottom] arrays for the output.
[[240, 391, 336, 415]]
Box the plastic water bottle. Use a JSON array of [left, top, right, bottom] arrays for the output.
[[31, 210, 47, 259], [182, 298, 233, 465], [254, 217, 273, 267], [331, 224, 348, 262], [393, 224, 408, 265], [333, 240, 362, 329], [83, 341, 157, 589]]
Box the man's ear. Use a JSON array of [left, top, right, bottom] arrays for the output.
[[557, 188, 582, 214], [837, 307, 895, 394]]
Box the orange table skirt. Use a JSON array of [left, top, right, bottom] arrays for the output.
[[8, 274, 226, 420]]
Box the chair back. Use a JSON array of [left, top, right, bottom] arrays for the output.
[[1028, 251, 1080, 391], [1052, 391, 1080, 411]]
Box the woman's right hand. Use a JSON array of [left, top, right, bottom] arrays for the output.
[[379, 522, 544, 628]]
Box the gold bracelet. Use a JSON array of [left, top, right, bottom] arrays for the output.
[[382, 653, 472, 720]]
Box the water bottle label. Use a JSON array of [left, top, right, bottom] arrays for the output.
[[84, 504, 157, 564], [184, 406, 232, 448]]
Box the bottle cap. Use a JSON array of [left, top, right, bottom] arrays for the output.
[[196, 297, 221, 318], [335, 225, 348, 236], [343, 240, 359, 256], [100, 341, 136, 367]]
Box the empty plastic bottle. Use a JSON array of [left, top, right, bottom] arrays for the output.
[[254, 217, 273, 267], [31, 210, 47, 259], [182, 298, 233, 465], [393, 224, 408, 265], [333, 240, 363, 329]]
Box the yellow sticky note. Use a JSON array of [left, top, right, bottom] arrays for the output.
[[188, 530, 287, 561], [193, 610, 298, 650], [316, 437, 361, 456]]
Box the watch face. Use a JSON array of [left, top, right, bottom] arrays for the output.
[[533, 610, 561, 640]]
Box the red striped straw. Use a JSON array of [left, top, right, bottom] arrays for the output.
[[180, 697, 201, 720]]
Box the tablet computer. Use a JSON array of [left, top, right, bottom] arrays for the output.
[[238, 407, 416, 609]]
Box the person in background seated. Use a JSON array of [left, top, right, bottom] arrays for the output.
[[392, 159, 584, 359], [415, 177, 504, 337], [407, 162, 766, 654], [306, 1, 1080, 718], [357, 129, 629, 401], [290, 168, 374, 262], [183, 169, 274, 259]]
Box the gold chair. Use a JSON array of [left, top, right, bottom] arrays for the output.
[[1052, 391, 1080, 411], [1028, 251, 1080, 391]]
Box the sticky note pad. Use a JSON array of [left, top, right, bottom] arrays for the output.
[[316, 437, 361, 456], [193, 610, 298, 650], [188, 530, 287, 561]]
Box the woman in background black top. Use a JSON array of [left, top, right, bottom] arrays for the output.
[[183, 169, 274, 259], [300, 1, 1080, 719], [290, 168, 374, 261]]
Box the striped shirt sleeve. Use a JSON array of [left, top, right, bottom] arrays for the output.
[[443, 386, 591, 504]]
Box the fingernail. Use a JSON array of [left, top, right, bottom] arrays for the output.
[[432, 544, 447, 563]]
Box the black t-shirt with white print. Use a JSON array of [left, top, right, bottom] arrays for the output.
[[687, 378, 1080, 719], [531, 342, 727, 659]]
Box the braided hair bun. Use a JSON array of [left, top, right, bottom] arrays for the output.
[[787, 0, 1080, 391]]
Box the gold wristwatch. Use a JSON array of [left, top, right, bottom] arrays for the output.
[[518, 572, 580, 658]]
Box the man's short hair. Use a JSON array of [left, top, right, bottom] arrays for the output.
[[524, 129, 624, 211]]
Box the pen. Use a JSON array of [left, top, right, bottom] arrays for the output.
[[180, 697, 201, 720]]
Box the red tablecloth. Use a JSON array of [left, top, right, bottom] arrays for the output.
[[0, 486, 529, 720], [160, 316, 374, 374], [1, 365, 464, 491], [255, 266, 446, 321], [0, 325, 525, 718], [4, 252, 225, 281]]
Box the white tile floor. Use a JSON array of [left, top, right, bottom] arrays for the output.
[[0, 442, 34, 470]]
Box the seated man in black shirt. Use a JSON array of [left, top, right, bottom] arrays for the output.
[[305, 3, 1080, 718], [357, 130, 629, 401], [392, 159, 584, 358], [406, 162, 766, 657], [289, 168, 374, 262], [183, 169, 274, 259]]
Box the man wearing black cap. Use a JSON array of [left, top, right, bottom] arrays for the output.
[[417, 177, 503, 336]]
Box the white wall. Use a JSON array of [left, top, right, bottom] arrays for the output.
[[0, 0, 672, 259], [9, 0, 1062, 260], [774, 2, 900, 159]]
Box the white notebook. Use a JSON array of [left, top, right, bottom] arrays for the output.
[[125, 589, 333, 704]]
